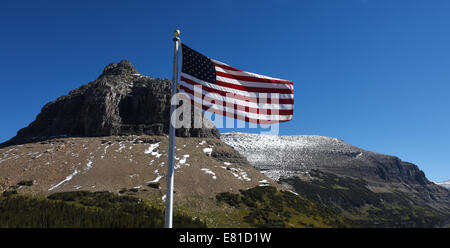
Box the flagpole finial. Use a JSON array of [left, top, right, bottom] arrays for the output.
[[174, 29, 180, 37]]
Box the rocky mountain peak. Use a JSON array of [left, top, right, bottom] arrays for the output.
[[101, 59, 138, 76], [1, 60, 219, 147]]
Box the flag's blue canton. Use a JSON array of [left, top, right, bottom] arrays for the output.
[[181, 44, 216, 84]]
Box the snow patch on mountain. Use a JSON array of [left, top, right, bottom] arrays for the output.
[[148, 175, 163, 183], [144, 142, 162, 158], [220, 132, 365, 181], [115, 142, 126, 152], [436, 180, 450, 190], [203, 147, 213, 156], [85, 160, 93, 171], [201, 168, 217, 180], [48, 169, 80, 191]]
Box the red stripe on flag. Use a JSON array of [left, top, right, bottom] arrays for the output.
[[216, 71, 293, 85]]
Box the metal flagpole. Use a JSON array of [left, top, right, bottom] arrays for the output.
[[165, 29, 180, 228]]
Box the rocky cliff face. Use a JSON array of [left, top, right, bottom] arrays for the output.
[[221, 132, 450, 208], [220, 132, 427, 183], [1, 60, 219, 147]]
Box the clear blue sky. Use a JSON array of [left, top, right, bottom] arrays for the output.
[[1, 0, 449, 181]]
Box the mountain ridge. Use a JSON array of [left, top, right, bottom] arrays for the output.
[[0, 60, 219, 148], [220, 132, 450, 209]]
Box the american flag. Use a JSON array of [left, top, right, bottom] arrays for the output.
[[179, 44, 294, 124]]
